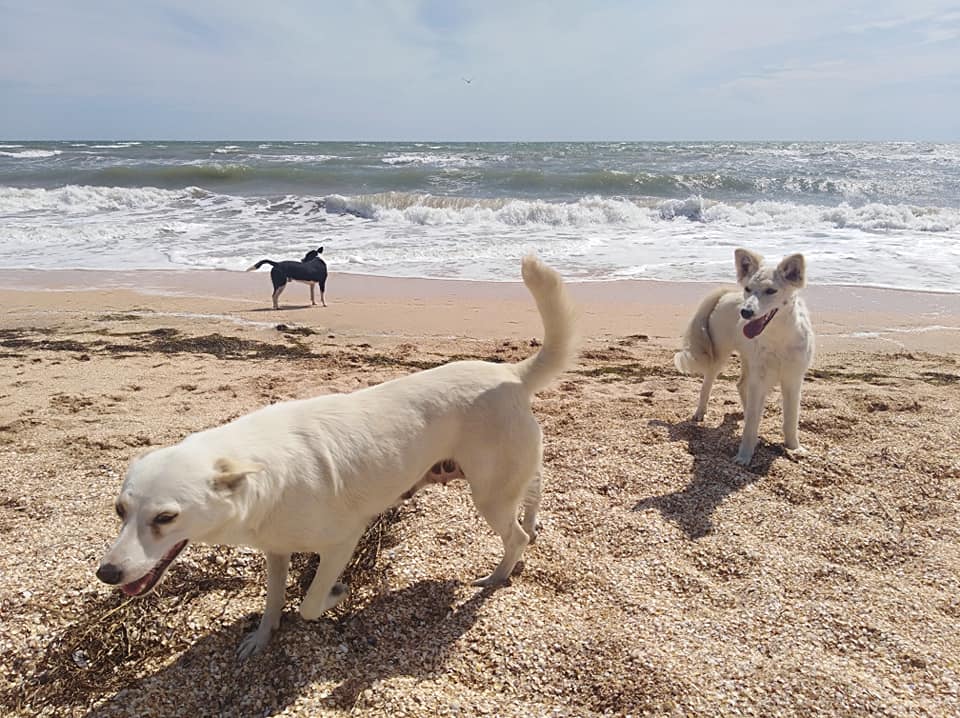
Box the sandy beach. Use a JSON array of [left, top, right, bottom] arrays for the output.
[[1, 268, 958, 717]]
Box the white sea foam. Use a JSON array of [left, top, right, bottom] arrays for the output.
[[381, 152, 508, 167], [247, 153, 338, 163], [0, 149, 62, 159], [89, 142, 142, 149], [0, 184, 958, 292]]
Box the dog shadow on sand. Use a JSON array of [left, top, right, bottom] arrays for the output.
[[71, 577, 494, 717], [633, 412, 778, 539]]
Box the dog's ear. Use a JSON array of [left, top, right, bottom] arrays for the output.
[[211, 457, 264, 492], [776, 254, 806, 287], [317, 246, 323, 254], [734, 248, 763, 284]]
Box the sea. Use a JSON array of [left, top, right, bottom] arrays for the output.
[[1, 140, 958, 292]]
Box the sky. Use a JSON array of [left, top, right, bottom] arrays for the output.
[[1, 0, 958, 141]]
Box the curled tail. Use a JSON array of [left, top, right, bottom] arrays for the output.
[[246, 259, 277, 272], [673, 286, 728, 376], [514, 255, 577, 394]]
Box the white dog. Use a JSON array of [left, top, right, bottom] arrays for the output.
[[674, 248, 814, 465], [96, 256, 576, 658]]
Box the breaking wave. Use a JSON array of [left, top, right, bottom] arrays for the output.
[[2, 186, 958, 235]]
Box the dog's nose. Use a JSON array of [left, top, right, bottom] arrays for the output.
[[96, 563, 123, 585], [740, 307, 754, 319]]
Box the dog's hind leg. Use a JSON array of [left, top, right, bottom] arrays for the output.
[[694, 367, 720, 421], [299, 526, 365, 621], [781, 373, 805, 453], [471, 489, 531, 587], [270, 268, 288, 310], [238, 551, 290, 659], [462, 411, 543, 586], [271, 283, 286, 310], [520, 469, 542, 543], [469, 444, 541, 585], [308, 282, 316, 306]]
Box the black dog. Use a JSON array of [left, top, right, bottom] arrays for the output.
[[247, 247, 328, 309]]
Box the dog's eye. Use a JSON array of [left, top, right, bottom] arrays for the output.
[[153, 512, 178, 526], [744, 287, 751, 294], [764, 288, 778, 295]]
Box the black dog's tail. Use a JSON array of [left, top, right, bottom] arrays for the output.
[[246, 259, 277, 272]]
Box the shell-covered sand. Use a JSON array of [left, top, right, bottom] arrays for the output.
[[0, 273, 958, 717]]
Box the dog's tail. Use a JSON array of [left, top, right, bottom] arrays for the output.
[[513, 256, 577, 394], [246, 259, 277, 272], [673, 286, 728, 375]]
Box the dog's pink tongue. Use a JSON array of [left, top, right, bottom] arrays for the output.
[[121, 573, 152, 596], [743, 316, 766, 339]]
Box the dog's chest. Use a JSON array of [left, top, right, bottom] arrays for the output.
[[741, 318, 814, 374]]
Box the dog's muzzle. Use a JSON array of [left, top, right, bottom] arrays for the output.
[[95, 539, 189, 596], [740, 307, 754, 319], [96, 562, 123, 585]]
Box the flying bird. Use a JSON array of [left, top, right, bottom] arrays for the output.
[[462, 77, 473, 84]]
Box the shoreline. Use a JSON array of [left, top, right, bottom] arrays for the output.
[[1, 267, 959, 354], [3, 265, 960, 296]]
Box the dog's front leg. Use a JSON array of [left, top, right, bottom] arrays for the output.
[[238, 551, 290, 659], [735, 387, 766, 466], [299, 529, 365, 621]]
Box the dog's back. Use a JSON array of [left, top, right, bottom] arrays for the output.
[[246, 247, 325, 278]]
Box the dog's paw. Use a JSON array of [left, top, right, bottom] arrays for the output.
[[734, 450, 753, 466], [237, 629, 271, 660], [521, 519, 541, 544], [471, 573, 510, 588], [299, 582, 349, 621], [323, 582, 349, 611], [785, 445, 809, 460], [692, 410, 705, 422]]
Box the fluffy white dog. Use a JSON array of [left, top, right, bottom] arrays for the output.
[[674, 248, 814, 465], [97, 256, 576, 657]]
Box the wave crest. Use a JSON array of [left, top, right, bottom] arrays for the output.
[[320, 192, 652, 226], [0, 149, 62, 159], [0, 185, 186, 214]]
